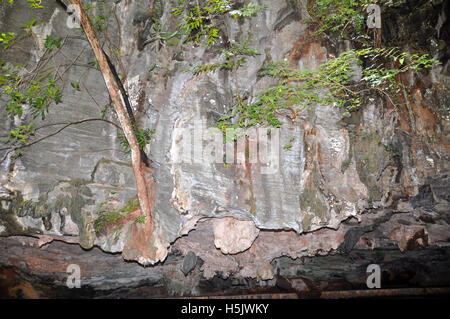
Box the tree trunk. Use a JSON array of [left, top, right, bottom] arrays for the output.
[[68, 0, 154, 231]]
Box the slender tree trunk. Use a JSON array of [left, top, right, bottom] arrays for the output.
[[68, 0, 154, 231]]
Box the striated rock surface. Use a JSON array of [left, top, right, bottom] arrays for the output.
[[0, 0, 449, 297]]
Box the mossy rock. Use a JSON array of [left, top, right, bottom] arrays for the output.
[[299, 167, 330, 232], [0, 195, 43, 236], [51, 180, 95, 249]]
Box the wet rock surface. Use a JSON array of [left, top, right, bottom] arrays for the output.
[[0, 0, 449, 297]]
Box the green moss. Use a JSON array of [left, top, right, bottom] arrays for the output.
[[54, 194, 68, 212], [94, 197, 140, 234], [0, 192, 43, 236], [8, 192, 50, 219], [299, 167, 330, 232], [301, 213, 314, 232], [300, 187, 328, 220], [55, 181, 95, 248], [2, 179, 97, 246]]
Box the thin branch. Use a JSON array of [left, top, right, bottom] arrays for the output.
[[57, 44, 87, 80], [33, 117, 122, 131], [31, 36, 68, 82], [81, 81, 103, 110]]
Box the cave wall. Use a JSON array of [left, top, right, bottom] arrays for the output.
[[0, 0, 449, 297]]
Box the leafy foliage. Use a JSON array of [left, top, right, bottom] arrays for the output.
[[0, 32, 17, 49], [120, 198, 141, 213], [0, 62, 62, 120], [173, 2, 264, 134], [307, 0, 409, 38], [135, 215, 146, 224], [3, 123, 35, 155], [94, 198, 140, 233], [0, 0, 43, 9], [147, 18, 180, 47], [26, 0, 43, 9], [44, 35, 62, 52], [20, 18, 39, 35], [172, 0, 231, 45], [84, 2, 112, 33], [87, 60, 100, 69], [307, 0, 369, 37], [216, 46, 440, 130], [172, 1, 262, 46], [192, 39, 259, 75], [94, 208, 124, 233], [70, 82, 81, 92]]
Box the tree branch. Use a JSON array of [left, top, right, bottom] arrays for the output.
[[0, 118, 122, 152]]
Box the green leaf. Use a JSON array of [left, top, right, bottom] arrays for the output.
[[70, 82, 81, 91]]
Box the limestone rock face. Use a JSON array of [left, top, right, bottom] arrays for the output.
[[0, 0, 449, 295]]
